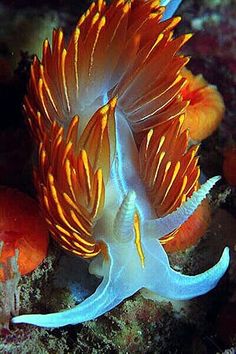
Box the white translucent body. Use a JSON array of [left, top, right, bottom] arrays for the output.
[[12, 108, 230, 328]]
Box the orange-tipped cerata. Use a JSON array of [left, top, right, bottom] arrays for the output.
[[24, 0, 195, 258], [34, 97, 117, 258], [10, 1, 229, 329], [139, 116, 211, 251], [25, 0, 191, 141], [24, 0, 213, 256], [180, 67, 225, 141], [0, 188, 49, 281]]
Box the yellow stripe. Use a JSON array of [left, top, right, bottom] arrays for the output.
[[55, 224, 71, 237], [66, 115, 79, 143], [133, 212, 145, 268], [57, 30, 63, 53], [61, 48, 71, 113], [160, 161, 180, 205], [70, 210, 91, 237], [71, 236, 95, 253], [91, 168, 103, 218], [63, 192, 92, 226], [89, 15, 106, 77], [160, 161, 172, 187], [73, 28, 80, 98], [48, 173, 81, 234], [39, 64, 58, 113], [65, 159, 76, 201], [62, 141, 72, 166], [38, 78, 50, 120], [152, 150, 165, 186], [81, 150, 92, 202]]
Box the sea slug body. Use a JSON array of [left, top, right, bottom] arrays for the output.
[[12, 0, 230, 328]]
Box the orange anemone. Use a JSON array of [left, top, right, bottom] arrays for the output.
[[0, 188, 49, 281], [180, 67, 225, 141]]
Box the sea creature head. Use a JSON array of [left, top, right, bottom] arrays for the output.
[[12, 0, 230, 328]]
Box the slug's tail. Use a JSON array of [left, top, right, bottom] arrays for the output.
[[145, 241, 230, 300], [161, 0, 183, 21], [11, 258, 120, 327], [11, 242, 140, 328]]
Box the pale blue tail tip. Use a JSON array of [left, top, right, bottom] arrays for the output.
[[161, 0, 183, 21]]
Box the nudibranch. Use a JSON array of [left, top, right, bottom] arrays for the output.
[[0, 188, 48, 281], [12, 0, 230, 327]]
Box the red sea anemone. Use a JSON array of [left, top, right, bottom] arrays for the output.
[[0, 188, 49, 281]]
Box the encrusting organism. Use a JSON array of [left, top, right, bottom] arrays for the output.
[[12, 0, 229, 328]]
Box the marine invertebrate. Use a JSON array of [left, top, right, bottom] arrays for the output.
[[180, 67, 225, 141], [0, 188, 49, 281], [12, 0, 230, 327]]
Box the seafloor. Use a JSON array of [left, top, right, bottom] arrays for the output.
[[0, 0, 236, 353]]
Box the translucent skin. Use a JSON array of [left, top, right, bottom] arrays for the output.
[[0, 188, 49, 281], [12, 111, 230, 328]]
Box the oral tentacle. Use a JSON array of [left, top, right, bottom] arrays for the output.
[[12, 241, 144, 327], [144, 176, 220, 239], [113, 191, 136, 242], [144, 239, 230, 300], [12, 259, 114, 327]]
